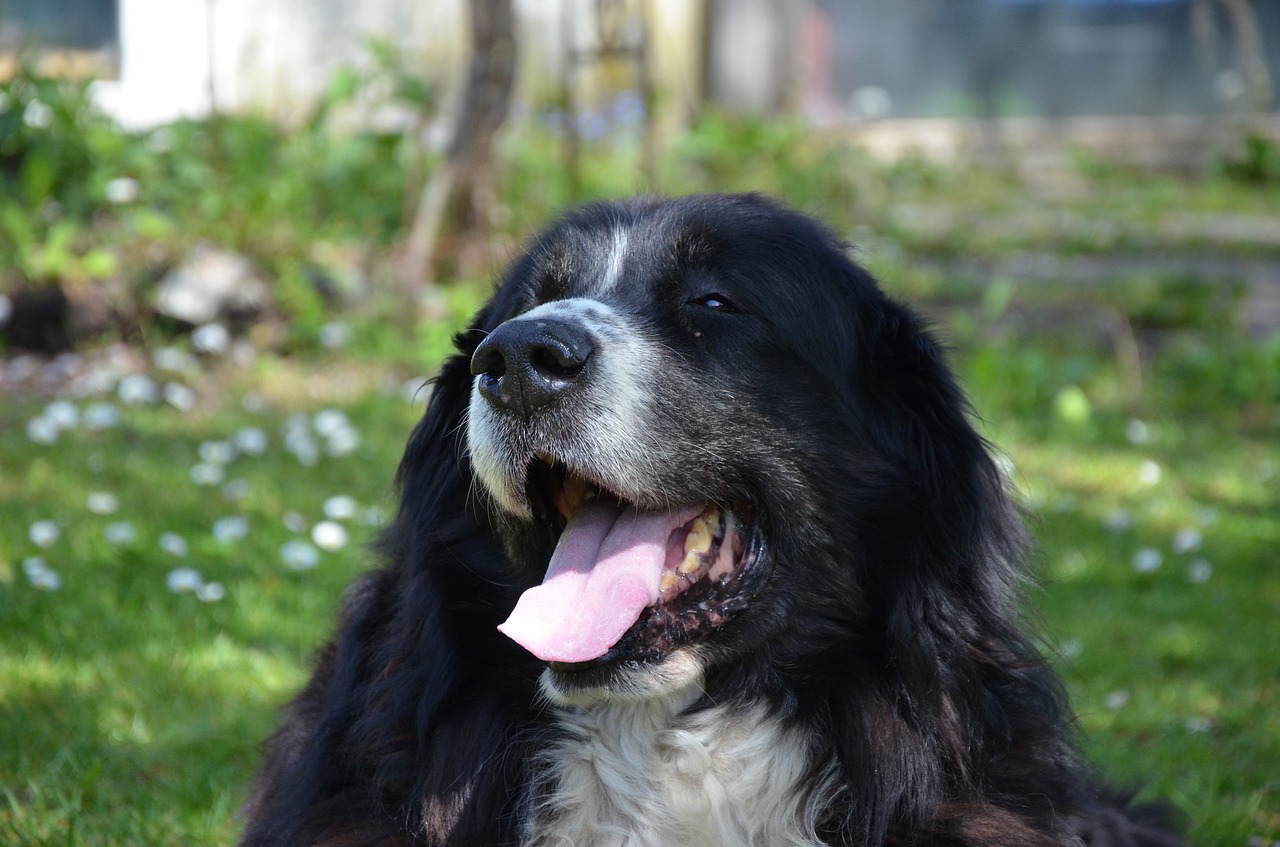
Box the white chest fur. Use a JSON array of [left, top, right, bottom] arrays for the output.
[[524, 686, 839, 847]]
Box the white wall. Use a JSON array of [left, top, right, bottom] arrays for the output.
[[92, 0, 211, 127], [92, 0, 700, 130]]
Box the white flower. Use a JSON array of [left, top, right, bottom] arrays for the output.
[[324, 495, 358, 520], [1137, 460, 1162, 487], [1171, 527, 1202, 554], [1102, 509, 1132, 533], [196, 581, 226, 603], [282, 511, 308, 533], [283, 416, 320, 465], [290, 439, 319, 467], [152, 348, 193, 373], [166, 567, 203, 593], [198, 440, 236, 464], [233, 426, 268, 455], [1184, 716, 1211, 733], [325, 426, 360, 458], [23, 556, 60, 590], [147, 127, 172, 153], [1124, 419, 1151, 445], [212, 516, 249, 543], [241, 391, 267, 414], [82, 403, 121, 431], [283, 412, 310, 436], [192, 322, 231, 355], [86, 492, 119, 515], [164, 382, 197, 411], [311, 521, 348, 551], [105, 521, 137, 545], [152, 346, 197, 374], [26, 416, 59, 445], [222, 479, 252, 501], [24, 100, 53, 129], [281, 539, 320, 571], [319, 321, 351, 349], [44, 399, 78, 430], [312, 409, 351, 438], [190, 462, 226, 486], [1132, 548, 1163, 573], [27, 565, 61, 591], [1187, 559, 1212, 584], [118, 374, 159, 405], [159, 532, 189, 557], [29, 520, 60, 548], [1105, 690, 1130, 710], [105, 177, 141, 204]]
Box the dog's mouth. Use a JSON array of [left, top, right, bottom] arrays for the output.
[[497, 458, 764, 670]]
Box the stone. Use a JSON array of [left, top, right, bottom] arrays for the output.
[[153, 244, 271, 325]]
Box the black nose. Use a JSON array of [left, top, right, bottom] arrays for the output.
[[470, 317, 595, 417]]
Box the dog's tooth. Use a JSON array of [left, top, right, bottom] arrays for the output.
[[678, 551, 701, 574], [685, 518, 712, 554], [660, 571, 680, 591]]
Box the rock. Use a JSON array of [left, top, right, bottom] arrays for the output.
[[153, 244, 271, 325]]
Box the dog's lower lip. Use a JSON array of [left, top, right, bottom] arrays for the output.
[[548, 650, 623, 673]]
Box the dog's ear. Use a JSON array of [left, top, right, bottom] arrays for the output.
[[849, 299, 1039, 789], [865, 302, 1002, 525], [857, 296, 1027, 633]]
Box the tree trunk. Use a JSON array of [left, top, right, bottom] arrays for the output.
[[402, 0, 517, 292]]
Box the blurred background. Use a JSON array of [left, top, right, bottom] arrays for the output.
[[1, 1, 1277, 844]]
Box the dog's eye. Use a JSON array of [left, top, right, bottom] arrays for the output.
[[690, 294, 740, 313]]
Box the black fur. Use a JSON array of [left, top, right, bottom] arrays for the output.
[[240, 194, 1182, 846]]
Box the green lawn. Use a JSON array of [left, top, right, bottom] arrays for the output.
[[1, 357, 428, 845]]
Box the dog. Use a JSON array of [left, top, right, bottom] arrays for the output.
[[240, 194, 1183, 846]]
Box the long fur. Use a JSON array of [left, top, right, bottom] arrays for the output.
[[240, 194, 1183, 847], [524, 684, 842, 847]]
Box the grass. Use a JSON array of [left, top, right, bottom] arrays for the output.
[[0, 359, 430, 845], [1004, 414, 1280, 843], [3, 274, 1278, 846]]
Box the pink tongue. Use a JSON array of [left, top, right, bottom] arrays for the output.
[[498, 499, 700, 663]]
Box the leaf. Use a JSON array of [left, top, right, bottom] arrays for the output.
[[80, 247, 119, 279]]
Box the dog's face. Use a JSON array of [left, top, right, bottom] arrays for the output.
[[465, 195, 962, 703]]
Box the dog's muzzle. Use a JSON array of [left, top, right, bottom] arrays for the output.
[[471, 317, 595, 418]]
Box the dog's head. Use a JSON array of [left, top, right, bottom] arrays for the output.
[[451, 194, 1014, 703]]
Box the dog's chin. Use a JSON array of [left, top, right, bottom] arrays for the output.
[[538, 648, 707, 706]]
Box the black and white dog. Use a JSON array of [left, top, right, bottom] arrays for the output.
[[240, 194, 1182, 846]]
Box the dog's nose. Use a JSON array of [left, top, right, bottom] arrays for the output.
[[470, 318, 594, 417]]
